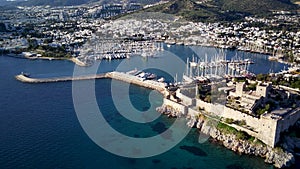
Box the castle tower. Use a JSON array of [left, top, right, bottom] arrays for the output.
[[236, 82, 245, 97], [256, 82, 271, 98]]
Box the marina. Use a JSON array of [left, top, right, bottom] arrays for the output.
[[77, 39, 164, 61], [182, 52, 255, 83]]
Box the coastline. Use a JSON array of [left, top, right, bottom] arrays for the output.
[[4, 42, 295, 66], [32, 56, 88, 67], [11, 45, 297, 168], [157, 104, 296, 168], [14, 69, 298, 168], [5, 53, 88, 67], [163, 41, 294, 66], [68, 57, 88, 67]]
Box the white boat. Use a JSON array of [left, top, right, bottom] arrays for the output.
[[157, 77, 165, 82]]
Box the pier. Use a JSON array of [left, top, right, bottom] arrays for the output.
[[106, 72, 167, 95], [15, 73, 107, 83], [15, 71, 168, 95]]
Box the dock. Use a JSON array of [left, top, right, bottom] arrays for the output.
[[106, 72, 167, 95], [69, 57, 89, 67], [15, 73, 107, 83], [15, 71, 168, 95]]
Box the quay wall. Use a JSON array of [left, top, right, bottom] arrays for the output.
[[106, 72, 167, 95], [16, 74, 106, 83], [16, 71, 167, 97], [16, 74, 39, 83]]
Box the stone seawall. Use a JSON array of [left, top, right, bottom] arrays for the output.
[[16, 74, 106, 83], [106, 72, 167, 95], [16, 71, 167, 97]]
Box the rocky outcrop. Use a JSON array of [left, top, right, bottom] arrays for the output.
[[196, 118, 295, 168], [156, 105, 182, 118], [157, 105, 295, 168], [265, 149, 294, 168]]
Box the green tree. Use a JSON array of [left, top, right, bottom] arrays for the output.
[[225, 118, 234, 124]]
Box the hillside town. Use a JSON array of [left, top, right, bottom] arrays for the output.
[[1, 1, 300, 168], [0, 2, 300, 64]]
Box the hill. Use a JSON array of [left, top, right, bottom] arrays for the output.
[[2, 0, 162, 7], [142, 0, 299, 22], [215, 0, 297, 13]]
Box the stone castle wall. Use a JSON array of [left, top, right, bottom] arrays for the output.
[[274, 108, 300, 145], [163, 98, 187, 115], [222, 106, 278, 147], [176, 90, 195, 106], [175, 90, 278, 146], [164, 90, 300, 147]]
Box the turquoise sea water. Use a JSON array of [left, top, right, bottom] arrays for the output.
[[0, 45, 298, 169]]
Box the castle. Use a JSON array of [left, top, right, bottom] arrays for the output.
[[164, 79, 300, 147]]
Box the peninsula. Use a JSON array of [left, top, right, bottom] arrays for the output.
[[15, 65, 300, 168]]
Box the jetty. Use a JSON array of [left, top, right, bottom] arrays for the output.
[[106, 72, 167, 95], [15, 71, 168, 95], [15, 73, 107, 83], [69, 57, 89, 67]]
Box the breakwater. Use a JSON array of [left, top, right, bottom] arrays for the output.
[[15, 74, 107, 83], [15, 71, 167, 95], [106, 72, 167, 95]]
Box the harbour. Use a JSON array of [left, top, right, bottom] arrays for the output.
[[1, 0, 300, 168], [1, 44, 298, 169], [77, 39, 164, 62]]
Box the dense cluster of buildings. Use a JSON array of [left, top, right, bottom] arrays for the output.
[[0, 2, 299, 63], [98, 15, 300, 63], [0, 2, 145, 56]]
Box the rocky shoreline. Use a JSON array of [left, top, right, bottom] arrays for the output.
[[198, 118, 295, 168], [156, 105, 297, 168]]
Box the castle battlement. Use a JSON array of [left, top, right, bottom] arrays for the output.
[[164, 81, 300, 148]]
